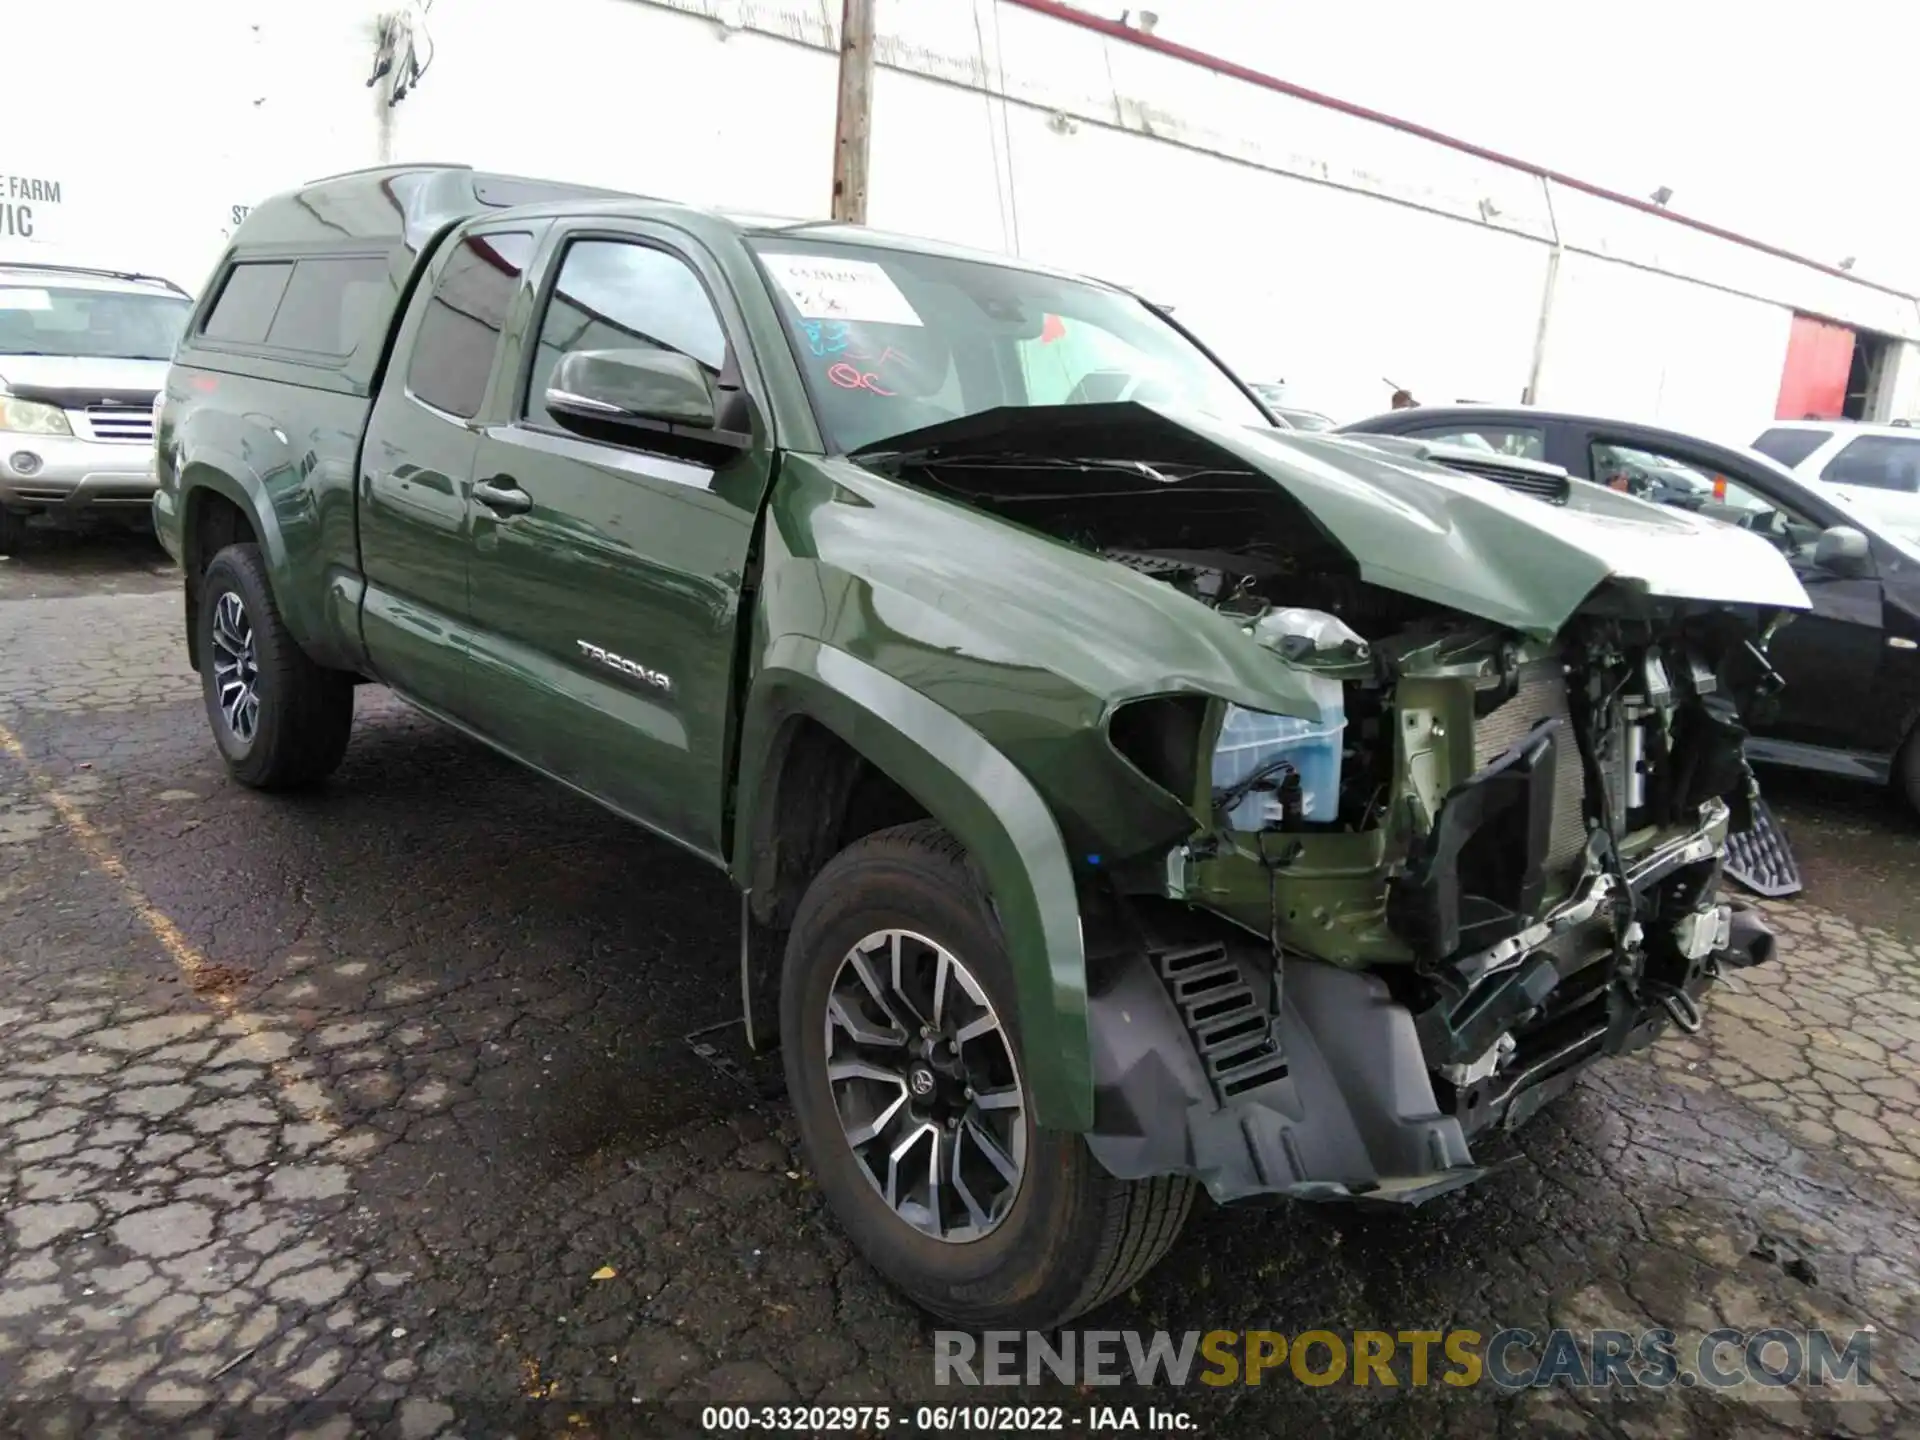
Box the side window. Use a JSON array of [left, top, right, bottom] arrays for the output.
[[1821, 435, 1920, 493], [1590, 441, 1721, 504], [406, 231, 535, 419], [201, 262, 293, 344], [265, 257, 392, 356], [1751, 426, 1828, 467], [1593, 440, 1826, 557], [1409, 424, 1545, 460], [524, 239, 726, 421]]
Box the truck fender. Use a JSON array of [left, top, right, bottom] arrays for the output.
[[173, 439, 360, 674], [732, 635, 1094, 1131], [178, 454, 285, 575], [171, 453, 283, 670]]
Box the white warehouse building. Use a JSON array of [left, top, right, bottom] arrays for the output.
[[6, 0, 1917, 438]]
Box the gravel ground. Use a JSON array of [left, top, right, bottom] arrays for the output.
[[1, 535, 1916, 1438]]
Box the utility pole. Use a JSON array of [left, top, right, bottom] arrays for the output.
[[830, 0, 876, 223]]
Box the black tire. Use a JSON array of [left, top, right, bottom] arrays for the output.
[[781, 820, 1194, 1328], [0, 506, 25, 557], [1896, 725, 1920, 819], [196, 542, 353, 789]]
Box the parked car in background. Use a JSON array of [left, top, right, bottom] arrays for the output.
[[0, 263, 192, 553], [158, 164, 1793, 1328], [1339, 405, 1920, 811], [1248, 382, 1336, 431], [1750, 420, 1920, 541]]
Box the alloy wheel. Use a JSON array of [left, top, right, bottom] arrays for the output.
[[824, 928, 1027, 1242], [209, 590, 261, 744]]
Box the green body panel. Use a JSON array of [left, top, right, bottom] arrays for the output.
[[461, 423, 761, 860], [748, 456, 1331, 857], [154, 369, 371, 674], [729, 455, 1373, 1127], [733, 634, 1093, 1127], [443, 213, 786, 857]]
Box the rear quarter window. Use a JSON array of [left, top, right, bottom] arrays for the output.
[[1751, 427, 1829, 467], [200, 255, 391, 357], [1821, 434, 1920, 492], [265, 258, 392, 356], [201, 262, 293, 344]]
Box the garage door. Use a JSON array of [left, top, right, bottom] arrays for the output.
[[1775, 313, 1855, 420]]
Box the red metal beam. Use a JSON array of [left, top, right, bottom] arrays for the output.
[[1001, 0, 1914, 303]]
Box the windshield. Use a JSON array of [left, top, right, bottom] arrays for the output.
[[0, 284, 191, 361], [747, 238, 1266, 452]]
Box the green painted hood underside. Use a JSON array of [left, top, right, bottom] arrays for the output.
[[853, 403, 1811, 638]]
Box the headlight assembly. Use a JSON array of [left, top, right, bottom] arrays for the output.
[[0, 395, 73, 436]]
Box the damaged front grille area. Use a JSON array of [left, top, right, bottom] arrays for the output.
[[1155, 941, 1289, 1102], [1474, 659, 1589, 880]]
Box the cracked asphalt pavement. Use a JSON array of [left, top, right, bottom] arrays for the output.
[[2, 536, 1918, 1438]]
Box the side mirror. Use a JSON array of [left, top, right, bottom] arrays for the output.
[[1814, 524, 1871, 575], [546, 348, 716, 432]]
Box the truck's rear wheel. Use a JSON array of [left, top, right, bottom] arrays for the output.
[[781, 820, 1194, 1328], [197, 543, 353, 790]]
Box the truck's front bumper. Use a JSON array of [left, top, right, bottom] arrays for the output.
[[1082, 817, 1777, 1208], [0, 433, 157, 517]]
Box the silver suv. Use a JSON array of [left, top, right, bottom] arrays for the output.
[[0, 263, 193, 553]]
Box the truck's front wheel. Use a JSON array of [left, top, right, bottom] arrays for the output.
[[197, 543, 354, 790], [781, 820, 1193, 1328]]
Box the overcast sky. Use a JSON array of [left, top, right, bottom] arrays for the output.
[[1084, 0, 1919, 293]]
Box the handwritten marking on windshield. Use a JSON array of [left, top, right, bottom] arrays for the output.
[[828, 362, 895, 396], [800, 319, 851, 357]]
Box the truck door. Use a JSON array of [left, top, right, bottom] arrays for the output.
[[462, 223, 771, 860], [358, 225, 540, 715]]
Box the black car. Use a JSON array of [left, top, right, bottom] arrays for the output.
[[1339, 406, 1920, 811]]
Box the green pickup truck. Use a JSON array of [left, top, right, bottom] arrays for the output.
[[155, 164, 1807, 1327]]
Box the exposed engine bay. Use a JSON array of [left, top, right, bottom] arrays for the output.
[[859, 409, 1795, 1203]]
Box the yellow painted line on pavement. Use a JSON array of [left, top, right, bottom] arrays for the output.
[[0, 717, 337, 1129]]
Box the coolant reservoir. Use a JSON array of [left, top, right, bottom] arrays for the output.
[[1211, 608, 1363, 829]]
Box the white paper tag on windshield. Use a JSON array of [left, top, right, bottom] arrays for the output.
[[760, 254, 922, 327], [0, 288, 52, 311]]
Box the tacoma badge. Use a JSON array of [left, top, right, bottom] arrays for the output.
[[577, 640, 671, 692]]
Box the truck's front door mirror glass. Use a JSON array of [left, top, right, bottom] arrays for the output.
[[1813, 524, 1871, 576], [547, 348, 716, 431]]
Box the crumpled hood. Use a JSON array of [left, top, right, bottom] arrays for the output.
[[852, 402, 1810, 638]]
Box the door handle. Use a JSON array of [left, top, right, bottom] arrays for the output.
[[473, 476, 532, 516]]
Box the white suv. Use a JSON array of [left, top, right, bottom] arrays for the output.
[[0, 263, 193, 554], [1750, 420, 1920, 539]]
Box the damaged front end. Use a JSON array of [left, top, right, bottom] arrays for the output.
[[1088, 607, 1784, 1207], [854, 403, 1806, 1207]]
